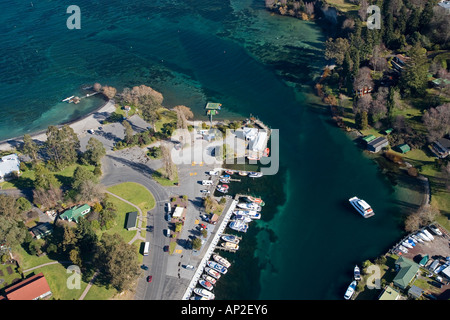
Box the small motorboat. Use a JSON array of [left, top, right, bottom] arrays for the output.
[[245, 196, 265, 206], [202, 274, 217, 285], [207, 261, 228, 274], [237, 202, 261, 211], [417, 232, 431, 242], [221, 242, 239, 251], [407, 238, 416, 246], [225, 170, 234, 175], [402, 241, 413, 249], [221, 235, 240, 244], [220, 174, 230, 179], [238, 171, 248, 176], [193, 288, 215, 300], [204, 267, 221, 280], [213, 254, 231, 268], [234, 214, 253, 223], [422, 229, 435, 241], [411, 234, 424, 243], [398, 245, 408, 253], [249, 172, 263, 178], [429, 225, 443, 236], [219, 178, 230, 183], [229, 220, 248, 233], [198, 279, 213, 291], [354, 265, 361, 281], [344, 281, 357, 300]]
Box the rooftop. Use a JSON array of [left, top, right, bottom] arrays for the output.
[[5, 272, 51, 300], [0, 153, 20, 179], [60, 204, 91, 223]]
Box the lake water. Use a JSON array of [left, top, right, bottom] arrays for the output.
[[1, 0, 408, 299]]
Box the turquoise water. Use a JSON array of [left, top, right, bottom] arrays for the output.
[[1, 0, 405, 299]]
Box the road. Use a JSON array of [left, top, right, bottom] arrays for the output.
[[101, 154, 170, 300]]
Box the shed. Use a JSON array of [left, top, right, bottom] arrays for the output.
[[172, 206, 185, 221], [60, 204, 91, 223], [125, 211, 138, 231], [5, 272, 52, 300], [393, 256, 420, 290], [384, 128, 393, 135], [408, 285, 423, 299], [367, 137, 389, 153], [397, 144, 411, 154]]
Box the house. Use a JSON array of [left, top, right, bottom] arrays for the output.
[[393, 256, 420, 290], [441, 265, 450, 280], [172, 206, 186, 223], [408, 285, 423, 299], [367, 137, 389, 153], [29, 222, 53, 239], [59, 204, 91, 223], [384, 128, 393, 135], [125, 211, 138, 231], [4, 272, 52, 300], [0, 153, 20, 182], [431, 137, 450, 158], [378, 285, 400, 300], [397, 143, 411, 154]]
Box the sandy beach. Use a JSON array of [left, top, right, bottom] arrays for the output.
[[0, 100, 116, 152]]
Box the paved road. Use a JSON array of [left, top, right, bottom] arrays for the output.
[[101, 154, 170, 300]]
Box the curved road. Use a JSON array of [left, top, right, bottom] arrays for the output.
[[101, 154, 169, 300]]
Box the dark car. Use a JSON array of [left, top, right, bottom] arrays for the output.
[[147, 275, 153, 283], [141, 264, 149, 270], [163, 245, 169, 252]]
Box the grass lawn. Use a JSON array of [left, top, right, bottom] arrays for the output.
[[0, 164, 95, 190], [152, 166, 179, 186], [325, 0, 359, 13], [0, 262, 23, 293], [107, 182, 156, 213], [154, 108, 177, 132]]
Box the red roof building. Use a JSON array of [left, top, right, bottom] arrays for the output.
[[4, 272, 52, 300]]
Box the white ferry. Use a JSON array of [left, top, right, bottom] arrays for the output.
[[349, 196, 375, 218]]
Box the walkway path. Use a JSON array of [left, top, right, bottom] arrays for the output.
[[78, 271, 99, 300], [105, 190, 146, 245], [23, 260, 72, 273]]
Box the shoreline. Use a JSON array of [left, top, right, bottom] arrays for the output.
[[0, 98, 115, 152]]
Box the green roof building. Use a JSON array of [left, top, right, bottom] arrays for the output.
[[384, 128, 393, 135], [125, 211, 138, 231], [60, 204, 91, 223], [393, 256, 420, 290], [397, 143, 411, 154], [362, 134, 376, 143]]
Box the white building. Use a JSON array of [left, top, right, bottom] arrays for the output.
[[0, 153, 20, 182]]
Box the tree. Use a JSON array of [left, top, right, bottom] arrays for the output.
[[22, 134, 39, 162], [400, 43, 429, 97], [16, 197, 31, 213], [122, 120, 134, 145], [192, 237, 202, 250], [94, 233, 140, 291], [83, 137, 106, 165], [358, 0, 369, 21], [45, 125, 80, 170], [0, 215, 26, 247], [93, 83, 102, 92], [174, 105, 194, 130], [72, 166, 97, 191], [325, 38, 350, 65], [33, 163, 60, 190], [76, 180, 105, 203], [160, 144, 175, 180], [422, 103, 450, 141], [101, 86, 117, 100]]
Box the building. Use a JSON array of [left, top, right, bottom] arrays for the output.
[[408, 285, 423, 299], [29, 222, 53, 239], [362, 134, 376, 144], [367, 137, 389, 153], [441, 265, 450, 280], [125, 211, 138, 231], [397, 143, 411, 154], [438, 0, 450, 10], [172, 206, 186, 223], [4, 272, 52, 300], [393, 256, 420, 290], [430, 137, 450, 158], [378, 285, 400, 300], [0, 153, 20, 182], [59, 204, 91, 223]]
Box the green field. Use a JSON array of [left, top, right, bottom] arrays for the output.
[[152, 166, 179, 186], [107, 182, 155, 212]]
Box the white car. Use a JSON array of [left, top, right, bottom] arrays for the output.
[[200, 189, 210, 194], [184, 265, 194, 270], [208, 170, 219, 176]]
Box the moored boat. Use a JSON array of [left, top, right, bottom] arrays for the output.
[[422, 229, 435, 241], [204, 267, 221, 280], [238, 171, 248, 176], [354, 265, 361, 281], [213, 254, 231, 268], [219, 178, 230, 183], [202, 274, 217, 285], [198, 279, 213, 291], [417, 232, 431, 242], [349, 196, 375, 218], [220, 174, 230, 179], [221, 242, 239, 251], [237, 202, 261, 211], [233, 210, 261, 220], [221, 235, 240, 244], [193, 288, 215, 300], [245, 196, 265, 206], [411, 234, 424, 243], [216, 186, 228, 194], [207, 261, 228, 274], [234, 214, 253, 223], [229, 219, 248, 233], [402, 241, 413, 249], [225, 170, 234, 175], [398, 245, 408, 253], [344, 281, 357, 300], [249, 172, 263, 178], [263, 148, 270, 157]]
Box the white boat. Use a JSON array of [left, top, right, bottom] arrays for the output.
[[411, 234, 424, 243], [233, 210, 261, 219], [234, 214, 253, 223], [207, 261, 228, 274], [349, 196, 375, 218], [216, 186, 228, 194], [193, 288, 215, 300], [198, 279, 214, 291], [221, 242, 239, 251], [249, 172, 263, 178], [204, 267, 221, 280], [202, 274, 217, 285], [423, 229, 435, 241], [398, 245, 408, 253], [229, 220, 248, 233], [354, 265, 361, 281], [213, 254, 231, 268], [408, 237, 418, 244], [417, 232, 431, 242], [429, 225, 443, 236], [221, 235, 240, 244], [219, 178, 230, 184], [402, 241, 413, 249], [237, 202, 261, 211], [344, 281, 357, 300]]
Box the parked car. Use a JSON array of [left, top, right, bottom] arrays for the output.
[[429, 281, 442, 289], [141, 265, 149, 270], [163, 245, 169, 252], [184, 265, 194, 270], [147, 275, 153, 283], [200, 189, 210, 194], [199, 223, 207, 229], [208, 170, 219, 176]]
